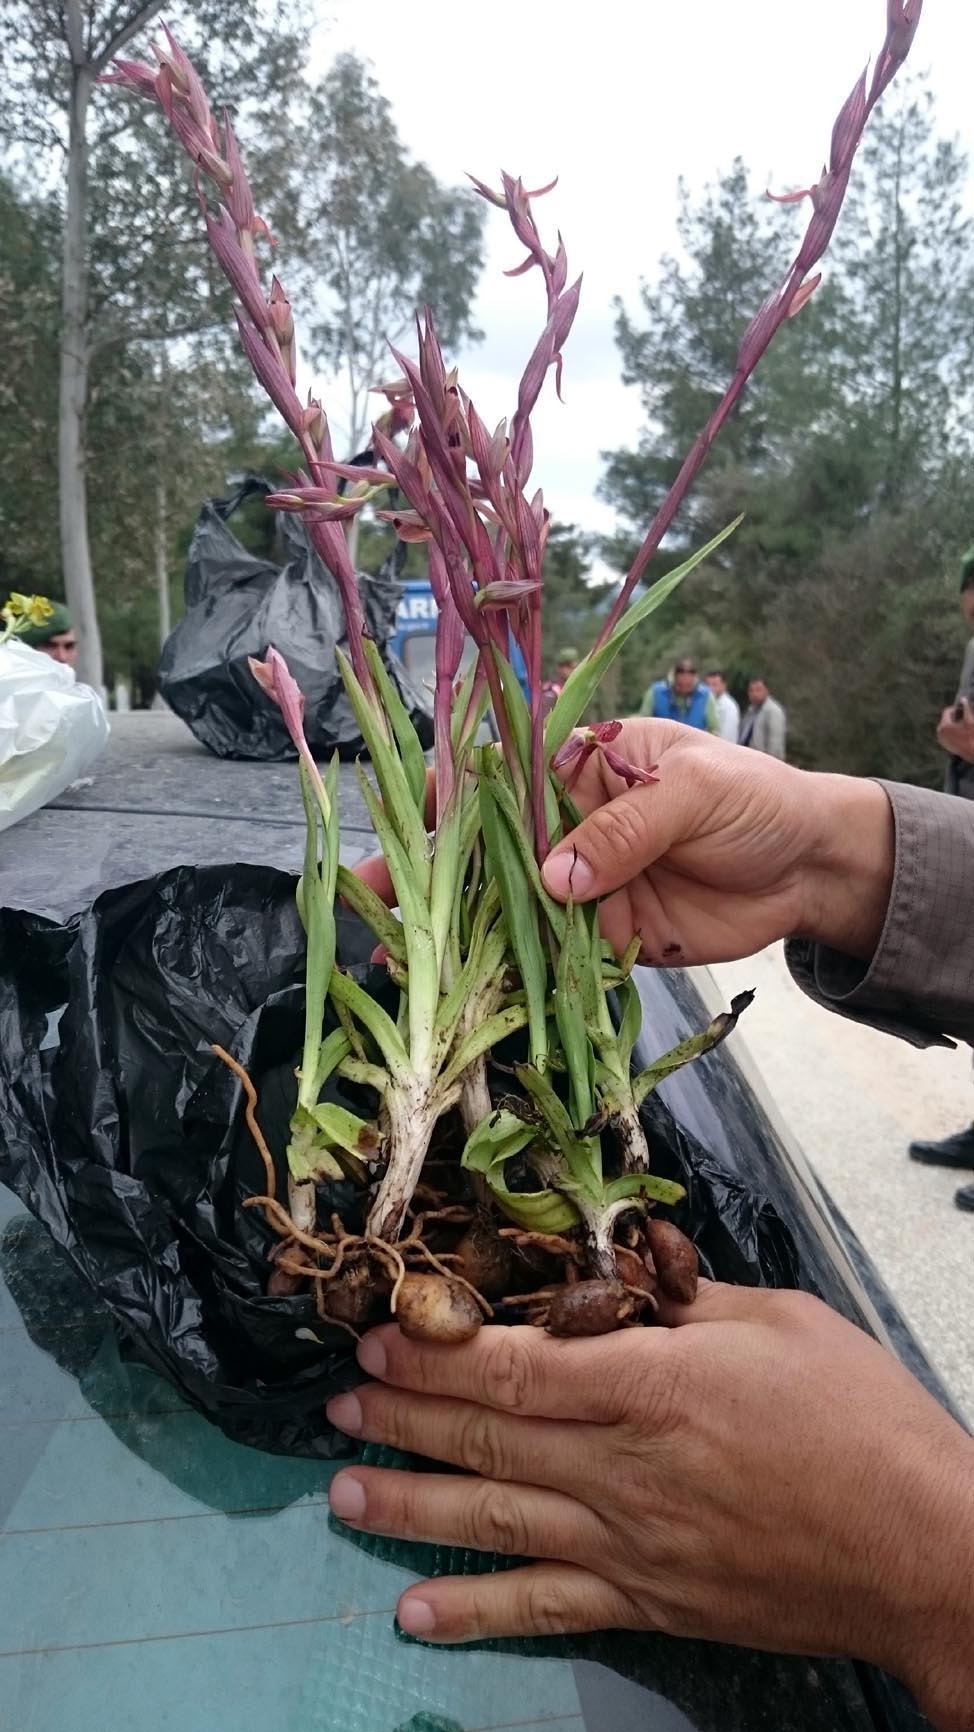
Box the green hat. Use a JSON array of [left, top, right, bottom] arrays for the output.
[[19, 601, 72, 646], [556, 647, 579, 664], [960, 549, 974, 589]]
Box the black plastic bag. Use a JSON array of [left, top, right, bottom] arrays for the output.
[[158, 476, 433, 760], [0, 865, 800, 1458]]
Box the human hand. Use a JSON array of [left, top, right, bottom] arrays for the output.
[[540, 719, 893, 966], [937, 697, 974, 763], [326, 1286, 974, 1731]]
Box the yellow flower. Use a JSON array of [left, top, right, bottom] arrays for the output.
[[1, 594, 55, 630]]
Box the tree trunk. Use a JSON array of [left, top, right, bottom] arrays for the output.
[[155, 468, 171, 649], [887, 114, 906, 499], [155, 349, 171, 648], [59, 60, 104, 689]]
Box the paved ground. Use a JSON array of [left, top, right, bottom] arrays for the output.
[[710, 944, 974, 1424]]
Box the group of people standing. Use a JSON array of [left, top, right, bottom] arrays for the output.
[[640, 658, 787, 758]]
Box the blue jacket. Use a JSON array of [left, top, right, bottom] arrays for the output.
[[643, 678, 713, 730]]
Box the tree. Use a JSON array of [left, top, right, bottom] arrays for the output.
[[599, 158, 847, 570], [831, 78, 974, 497], [599, 85, 974, 782], [0, 171, 267, 688], [301, 54, 486, 458], [0, 0, 308, 686]]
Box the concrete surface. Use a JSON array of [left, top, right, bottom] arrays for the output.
[[712, 944, 974, 1424]]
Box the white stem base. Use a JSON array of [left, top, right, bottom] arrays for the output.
[[367, 1074, 456, 1243]]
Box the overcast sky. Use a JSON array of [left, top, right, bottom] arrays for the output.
[[307, 0, 972, 569]]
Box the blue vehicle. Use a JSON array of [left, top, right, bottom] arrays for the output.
[[392, 577, 531, 700]]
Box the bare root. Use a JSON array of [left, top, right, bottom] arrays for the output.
[[212, 1044, 276, 1197]]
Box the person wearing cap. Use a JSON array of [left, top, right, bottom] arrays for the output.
[[639, 656, 719, 732], [908, 546, 974, 1202], [540, 647, 579, 716], [19, 602, 78, 668]]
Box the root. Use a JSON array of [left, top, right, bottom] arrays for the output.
[[367, 1238, 408, 1312], [496, 1285, 570, 1308], [244, 1193, 337, 1259], [497, 1228, 584, 1263], [212, 1044, 276, 1198]]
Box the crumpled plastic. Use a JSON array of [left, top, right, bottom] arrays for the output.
[[0, 863, 801, 1457], [0, 639, 109, 832], [157, 476, 433, 760]]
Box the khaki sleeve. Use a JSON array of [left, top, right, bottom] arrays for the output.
[[785, 780, 974, 1050]]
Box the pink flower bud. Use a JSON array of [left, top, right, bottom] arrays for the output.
[[474, 579, 542, 609], [248, 647, 327, 801]]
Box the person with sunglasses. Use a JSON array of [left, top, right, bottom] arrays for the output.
[[639, 656, 718, 732]]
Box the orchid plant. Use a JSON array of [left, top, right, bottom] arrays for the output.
[[107, 1, 920, 1339]]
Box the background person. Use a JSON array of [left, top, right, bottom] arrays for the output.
[[705, 666, 740, 742], [640, 657, 718, 731], [18, 602, 78, 669], [910, 547, 974, 1193], [541, 647, 579, 717], [738, 675, 786, 758], [937, 550, 974, 797]]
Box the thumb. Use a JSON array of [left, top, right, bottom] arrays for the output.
[[542, 780, 687, 902]]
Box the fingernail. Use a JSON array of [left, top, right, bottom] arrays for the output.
[[329, 1472, 367, 1521], [542, 850, 595, 899], [356, 1333, 387, 1378], [397, 1597, 437, 1635], [325, 1393, 362, 1435]]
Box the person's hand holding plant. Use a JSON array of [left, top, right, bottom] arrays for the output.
[[326, 1287, 974, 1732]]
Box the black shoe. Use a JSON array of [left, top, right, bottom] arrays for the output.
[[955, 1184, 974, 1212], [908, 1126, 974, 1170]]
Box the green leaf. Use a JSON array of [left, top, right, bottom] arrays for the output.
[[603, 1173, 687, 1209], [450, 656, 486, 755], [335, 864, 406, 960], [336, 646, 431, 889], [460, 1110, 581, 1233], [479, 764, 550, 1068], [307, 1101, 381, 1160], [553, 898, 596, 1127], [296, 760, 338, 1111], [632, 990, 754, 1105], [442, 1002, 529, 1089], [311, 1027, 352, 1097], [482, 1180, 581, 1234], [479, 752, 565, 940], [435, 915, 507, 1039], [610, 976, 643, 1075], [428, 782, 466, 978], [515, 1063, 602, 1198], [355, 765, 439, 1069], [461, 1107, 536, 1176], [286, 1107, 344, 1184], [362, 636, 428, 813], [329, 965, 409, 1075], [545, 518, 743, 759], [488, 644, 531, 785]]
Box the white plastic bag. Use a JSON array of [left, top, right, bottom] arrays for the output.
[[0, 640, 110, 832]]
